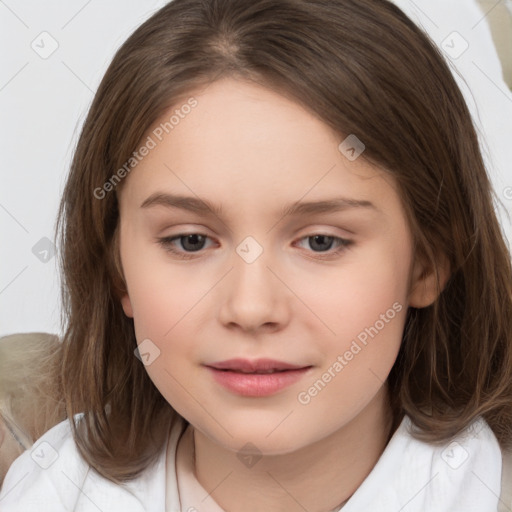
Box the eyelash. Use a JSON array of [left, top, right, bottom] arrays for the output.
[[156, 232, 353, 260]]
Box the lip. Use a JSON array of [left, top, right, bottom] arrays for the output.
[[207, 358, 308, 372], [205, 358, 312, 397]]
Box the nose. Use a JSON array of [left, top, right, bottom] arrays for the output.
[[217, 247, 290, 334]]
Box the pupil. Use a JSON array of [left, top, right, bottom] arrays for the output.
[[182, 234, 205, 251], [310, 235, 333, 252]]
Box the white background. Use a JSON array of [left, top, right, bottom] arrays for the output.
[[1, 0, 511, 337]]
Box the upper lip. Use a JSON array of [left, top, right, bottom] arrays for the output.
[[206, 358, 310, 372]]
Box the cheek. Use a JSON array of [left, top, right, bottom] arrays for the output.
[[292, 239, 411, 415], [121, 245, 208, 398], [122, 237, 201, 340], [303, 241, 410, 346], [296, 264, 407, 425], [124, 260, 202, 414]]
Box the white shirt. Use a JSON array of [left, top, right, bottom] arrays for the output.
[[0, 413, 502, 511]]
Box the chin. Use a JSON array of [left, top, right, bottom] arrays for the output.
[[197, 419, 312, 455]]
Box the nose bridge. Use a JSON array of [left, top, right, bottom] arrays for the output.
[[233, 241, 271, 293], [218, 235, 288, 331]]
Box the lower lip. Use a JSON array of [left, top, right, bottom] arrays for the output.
[[205, 366, 312, 397]]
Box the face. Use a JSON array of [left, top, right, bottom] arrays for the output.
[[118, 77, 428, 455]]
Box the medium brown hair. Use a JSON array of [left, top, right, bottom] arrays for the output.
[[55, 0, 512, 483]]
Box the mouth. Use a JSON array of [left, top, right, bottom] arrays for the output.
[[214, 368, 296, 374], [204, 358, 313, 397], [206, 358, 310, 373]]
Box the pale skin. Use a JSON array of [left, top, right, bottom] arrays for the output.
[[118, 77, 448, 512]]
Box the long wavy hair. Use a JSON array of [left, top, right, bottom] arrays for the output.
[[55, 0, 512, 483]]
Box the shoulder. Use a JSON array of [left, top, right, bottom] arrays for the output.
[[0, 414, 184, 512], [346, 415, 503, 509], [400, 414, 503, 473], [0, 415, 89, 511], [403, 416, 503, 506]]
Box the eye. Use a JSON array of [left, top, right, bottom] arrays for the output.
[[157, 232, 353, 260], [294, 234, 353, 259], [157, 233, 215, 259]]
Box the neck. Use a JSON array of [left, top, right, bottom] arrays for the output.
[[193, 384, 394, 512]]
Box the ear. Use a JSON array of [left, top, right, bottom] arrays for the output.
[[408, 250, 451, 308], [121, 293, 134, 318]]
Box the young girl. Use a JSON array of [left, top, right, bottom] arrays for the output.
[[1, 0, 511, 510]]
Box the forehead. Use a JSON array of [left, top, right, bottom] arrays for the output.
[[118, 77, 400, 220]]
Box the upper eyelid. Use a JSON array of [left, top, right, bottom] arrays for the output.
[[161, 230, 350, 240], [157, 222, 354, 238]]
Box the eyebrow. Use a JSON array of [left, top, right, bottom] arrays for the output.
[[140, 192, 378, 217]]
